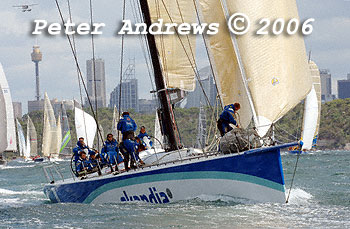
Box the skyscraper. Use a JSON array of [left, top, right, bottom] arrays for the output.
[[319, 69, 333, 102], [338, 74, 350, 99], [109, 60, 139, 112], [86, 58, 106, 109], [185, 66, 217, 108]]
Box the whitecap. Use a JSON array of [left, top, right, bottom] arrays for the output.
[[0, 188, 42, 196], [285, 188, 313, 204]]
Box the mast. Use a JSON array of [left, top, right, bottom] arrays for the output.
[[139, 0, 180, 151]]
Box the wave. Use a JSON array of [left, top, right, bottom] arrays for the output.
[[0, 188, 42, 196], [0, 164, 36, 170], [285, 188, 313, 205]]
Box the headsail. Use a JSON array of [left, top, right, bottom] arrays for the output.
[[74, 107, 97, 148], [225, 0, 312, 136], [0, 63, 17, 151], [301, 61, 321, 150], [27, 116, 38, 157], [0, 84, 7, 153], [16, 119, 26, 157], [148, 0, 196, 91], [197, 0, 252, 128]]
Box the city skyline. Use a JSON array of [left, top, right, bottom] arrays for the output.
[[0, 0, 349, 114]]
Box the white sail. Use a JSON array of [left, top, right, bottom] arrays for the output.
[[197, 0, 253, 128], [16, 119, 26, 157], [54, 113, 62, 158], [74, 107, 97, 148], [148, 0, 196, 91], [225, 0, 312, 136], [301, 61, 321, 150], [26, 116, 38, 157], [0, 63, 17, 151], [42, 93, 58, 157], [0, 84, 7, 153], [154, 112, 163, 149], [60, 102, 71, 156]]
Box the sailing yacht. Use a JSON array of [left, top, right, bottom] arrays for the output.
[[0, 84, 7, 165], [0, 63, 17, 158], [44, 0, 314, 204], [26, 116, 42, 162]]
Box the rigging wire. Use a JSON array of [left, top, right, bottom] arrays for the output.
[[117, 0, 126, 141], [54, 0, 103, 148], [66, 0, 88, 144]]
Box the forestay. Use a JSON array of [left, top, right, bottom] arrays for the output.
[[148, 0, 196, 91], [225, 0, 312, 136]]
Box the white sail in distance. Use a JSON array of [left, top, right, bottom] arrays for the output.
[[16, 119, 26, 157], [0, 63, 17, 151], [60, 102, 71, 155], [197, 0, 252, 128], [224, 0, 312, 136], [42, 93, 58, 157], [75, 107, 97, 148], [148, 0, 196, 91], [54, 113, 62, 158], [0, 84, 7, 153], [301, 61, 321, 150], [26, 116, 38, 157]]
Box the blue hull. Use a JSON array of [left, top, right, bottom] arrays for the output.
[[44, 143, 297, 204]]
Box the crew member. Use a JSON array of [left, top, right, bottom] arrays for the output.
[[137, 126, 153, 149], [72, 137, 95, 164], [101, 134, 123, 166], [217, 103, 240, 137], [117, 112, 137, 140], [76, 150, 92, 176]]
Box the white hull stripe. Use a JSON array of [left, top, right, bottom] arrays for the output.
[[83, 171, 284, 203]]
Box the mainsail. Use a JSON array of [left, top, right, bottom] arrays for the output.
[[148, 0, 196, 91], [0, 63, 17, 151], [197, 0, 252, 128], [42, 93, 58, 157], [301, 61, 321, 150], [16, 119, 26, 157], [26, 116, 38, 157], [224, 0, 312, 136], [60, 103, 71, 155], [0, 84, 7, 153], [74, 107, 97, 148]]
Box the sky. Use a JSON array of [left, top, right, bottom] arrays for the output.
[[0, 0, 349, 114]]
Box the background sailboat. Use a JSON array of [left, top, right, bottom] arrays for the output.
[[59, 102, 72, 158], [0, 84, 7, 165], [0, 63, 17, 155], [26, 116, 38, 158], [16, 119, 27, 158]]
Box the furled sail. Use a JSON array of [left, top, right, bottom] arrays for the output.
[[16, 119, 26, 157], [197, 0, 252, 128], [148, 0, 196, 91], [74, 107, 97, 148], [42, 93, 58, 157], [26, 116, 38, 157], [59, 103, 71, 155], [0, 63, 17, 151], [0, 84, 7, 153], [301, 61, 321, 150], [225, 0, 312, 136]]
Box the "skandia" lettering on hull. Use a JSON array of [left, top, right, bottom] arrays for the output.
[[120, 187, 173, 204]]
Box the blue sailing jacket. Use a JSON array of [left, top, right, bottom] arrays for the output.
[[219, 105, 238, 133], [73, 141, 94, 163], [123, 139, 140, 160], [76, 157, 92, 173], [117, 115, 137, 134], [101, 139, 122, 164], [138, 131, 153, 148]]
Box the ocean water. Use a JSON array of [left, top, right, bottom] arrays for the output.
[[0, 151, 349, 228]]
